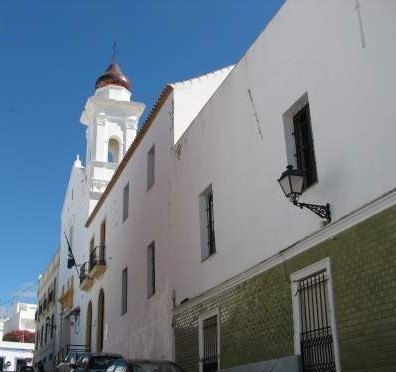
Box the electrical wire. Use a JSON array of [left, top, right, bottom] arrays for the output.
[[0, 282, 38, 307]]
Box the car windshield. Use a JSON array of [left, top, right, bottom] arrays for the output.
[[91, 356, 121, 369], [129, 363, 184, 372]]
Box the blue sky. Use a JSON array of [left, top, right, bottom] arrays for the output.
[[0, 0, 284, 315]]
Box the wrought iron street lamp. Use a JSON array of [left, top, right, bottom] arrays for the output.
[[278, 165, 331, 223]]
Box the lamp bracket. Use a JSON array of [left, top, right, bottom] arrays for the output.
[[293, 201, 331, 223]]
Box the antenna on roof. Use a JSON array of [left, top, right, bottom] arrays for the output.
[[111, 41, 119, 63]]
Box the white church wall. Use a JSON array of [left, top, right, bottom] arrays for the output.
[[172, 66, 233, 144], [83, 91, 175, 359], [52, 0, 396, 363], [169, 0, 396, 302], [56, 162, 88, 356]]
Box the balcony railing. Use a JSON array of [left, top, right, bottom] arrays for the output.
[[79, 262, 93, 290], [89, 245, 106, 272]]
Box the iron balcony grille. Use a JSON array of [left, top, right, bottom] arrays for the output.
[[202, 315, 218, 372], [89, 245, 106, 272], [297, 271, 336, 372]]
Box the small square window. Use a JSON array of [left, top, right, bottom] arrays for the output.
[[147, 145, 155, 190]]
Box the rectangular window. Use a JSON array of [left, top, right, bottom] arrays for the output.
[[121, 267, 128, 315], [200, 185, 216, 260], [89, 236, 95, 271], [199, 312, 219, 372], [291, 258, 340, 372], [50, 314, 54, 338], [123, 183, 129, 222], [147, 145, 155, 190], [293, 103, 317, 189], [283, 95, 317, 191], [100, 220, 106, 247], [100, 220, 106, 263], [147, 242, 155, 297]]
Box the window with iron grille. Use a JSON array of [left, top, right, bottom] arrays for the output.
[[50, 314, 54, 338], [200, 185, 216, 260], [147, 242, 155, 298], [200, 314, 219, 372], [147, 145, 155, 190], [121, 267, 128, 315], [123, 183, 129, 222], [291, 259, 339, 372], [44, 322, 48, 343], [293, 103, 317, 189]]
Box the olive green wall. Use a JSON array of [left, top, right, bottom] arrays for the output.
[[174, 205, 396, 372]]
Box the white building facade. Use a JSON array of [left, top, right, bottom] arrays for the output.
[[0, 303, 36, 372], [34, 250, 59, 372], [3, 304, 36, 336], [51, 1, 396, 372]]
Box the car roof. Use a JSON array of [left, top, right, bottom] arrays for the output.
[[124, 359, 177, 364], [88, 353, 122, 357]]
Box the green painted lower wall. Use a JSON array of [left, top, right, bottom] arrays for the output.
[[174, 205, 396, 372]]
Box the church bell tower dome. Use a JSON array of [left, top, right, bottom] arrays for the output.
[[95, 63, 131, 91]]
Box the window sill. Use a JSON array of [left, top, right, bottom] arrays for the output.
[[301, 180, 318, 194], [201, 252, 216, 263]]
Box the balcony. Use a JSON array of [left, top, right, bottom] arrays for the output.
[[79, 262, 93, 291], [89, 245, 106, 278]]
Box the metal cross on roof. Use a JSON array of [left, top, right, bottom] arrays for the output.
[[111, 41, 119, 63]]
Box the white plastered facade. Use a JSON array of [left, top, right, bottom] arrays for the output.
[[52, 0, 396, 365]]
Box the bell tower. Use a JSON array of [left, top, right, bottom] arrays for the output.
[[80, 63, 145, 211]]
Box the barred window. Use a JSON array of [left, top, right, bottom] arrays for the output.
[[293, 103, 317, 189], [123, 183, 129, 222], [200, 314, 219, 372], [121, 267, 128, 315], [291, 259, 340, 372], [200, 185, 216, 260], [147, 242, 155, 297], [147, 145, 155, 190]]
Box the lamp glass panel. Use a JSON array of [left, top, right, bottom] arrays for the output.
[[289, 174, 304, 195], [279, 175, 292, 197]]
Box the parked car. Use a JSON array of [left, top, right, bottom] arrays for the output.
[[105, 359, 185, 372], [19, 367, 35, 372], [57, 351, 89, 372], [72, 353, 123, 372]]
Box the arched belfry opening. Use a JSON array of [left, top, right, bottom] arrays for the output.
[[86, 302, 92, 351], [108, 138, 120, 163], [96, 290, 105, 352]]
